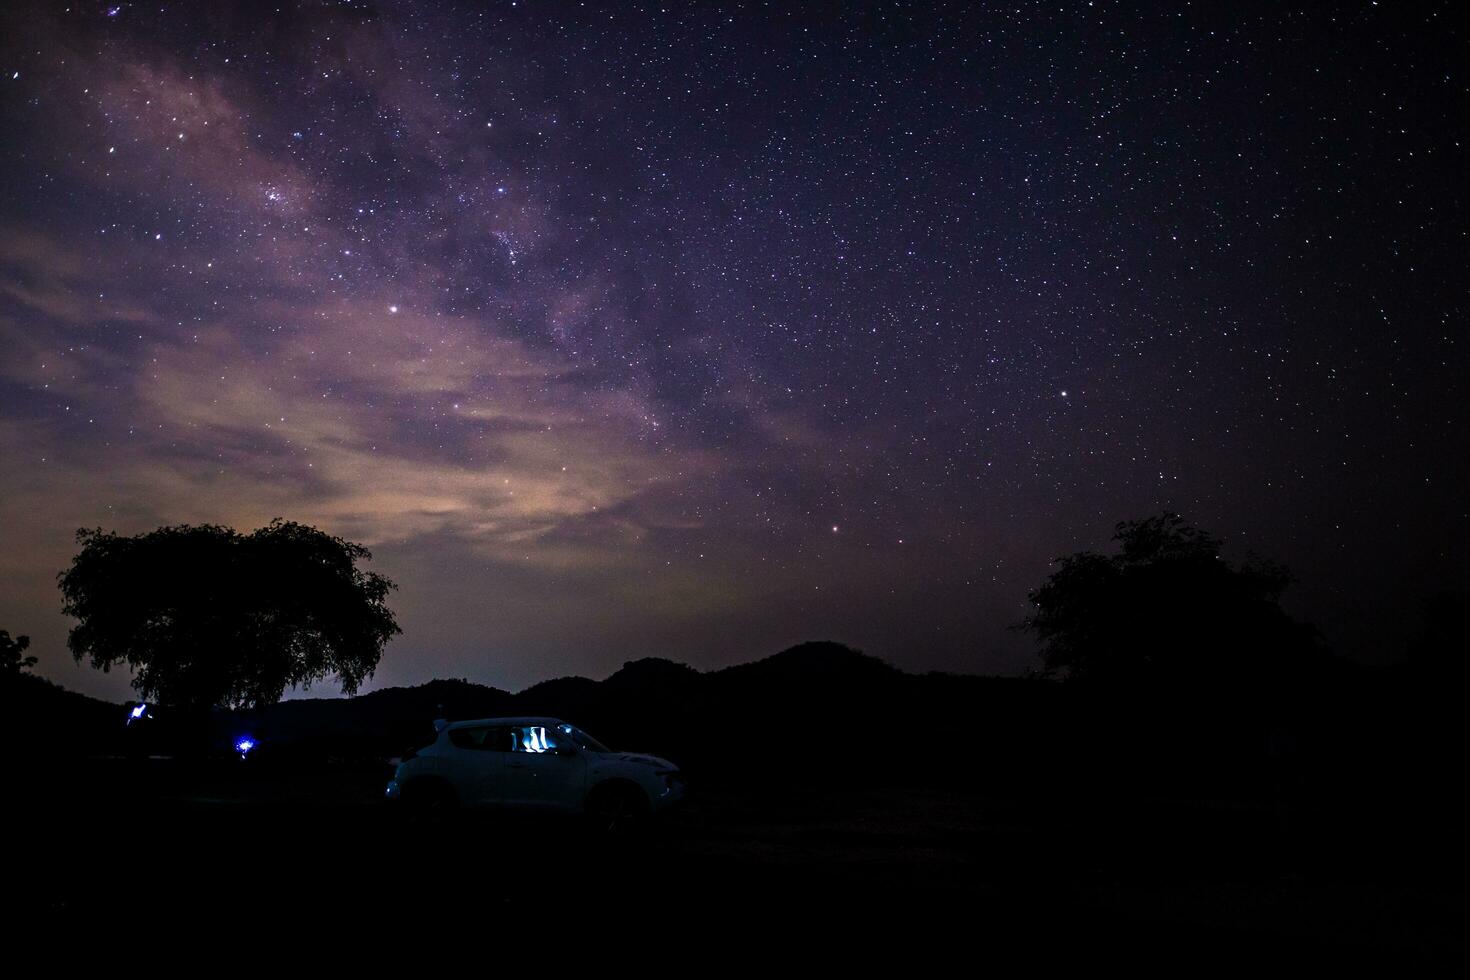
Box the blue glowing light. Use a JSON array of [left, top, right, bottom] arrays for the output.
[[235, 737, 256, 758], [126, 703, 150, 726]]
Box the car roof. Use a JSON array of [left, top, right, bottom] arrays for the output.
[[443, 716, 566, 730]]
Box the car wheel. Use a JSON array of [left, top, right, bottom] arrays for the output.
[[584, 783, 649, 834]]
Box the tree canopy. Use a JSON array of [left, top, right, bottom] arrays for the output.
[[58, 520, 401, 710], [1018, 514, 1324, 690]]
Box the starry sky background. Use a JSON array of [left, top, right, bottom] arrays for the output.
[[1, 1, 1464, 702]]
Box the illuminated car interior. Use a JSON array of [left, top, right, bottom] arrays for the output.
[[448, 724, 565, 752], [518, 726, 553, 753]]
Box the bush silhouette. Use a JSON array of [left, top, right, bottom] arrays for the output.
[[58, 520, 400, 710]]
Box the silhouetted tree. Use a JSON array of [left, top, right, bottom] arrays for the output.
[[1018, 514, 1323, 692], [58, 520, 400, 710], [1, 630, 37, 676]]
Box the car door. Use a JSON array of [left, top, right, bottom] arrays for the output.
[[501, 725, 587, 811], [446, 725, 514, 805]]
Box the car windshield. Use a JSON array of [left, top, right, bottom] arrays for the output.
[[555, 723, 610, 753]]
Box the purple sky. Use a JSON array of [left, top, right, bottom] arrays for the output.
[[1, 2, 1464, 702]]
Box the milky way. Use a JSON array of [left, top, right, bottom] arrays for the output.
[[1, 2, 1464, 699]]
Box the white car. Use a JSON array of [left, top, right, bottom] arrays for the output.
[[385, 716, 684, 830]]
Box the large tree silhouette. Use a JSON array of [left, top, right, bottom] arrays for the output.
[[59, 520, 400, 710], [1019, 514, 1324, 691]]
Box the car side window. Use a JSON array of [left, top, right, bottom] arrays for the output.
[[448, 726, 514, 751], [448, 727, 484, 749]]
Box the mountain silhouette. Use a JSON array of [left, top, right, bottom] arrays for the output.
[[7, 642, 932, 771], [2, 639, 1410, 805]]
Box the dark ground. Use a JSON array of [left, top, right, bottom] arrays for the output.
[[10, 757, 1464, 967]]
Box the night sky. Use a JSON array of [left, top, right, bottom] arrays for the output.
[[1, 2, 1464, 702]]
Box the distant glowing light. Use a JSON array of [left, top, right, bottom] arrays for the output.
[[127, 702, 150, 726], [388, 305, 399, 314], [235, 737, 256, 758]]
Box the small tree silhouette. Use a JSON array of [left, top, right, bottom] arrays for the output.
[[58, 520, 401, 710], [1018, 514, 1323, 691], [1, 630, 37, 677]]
